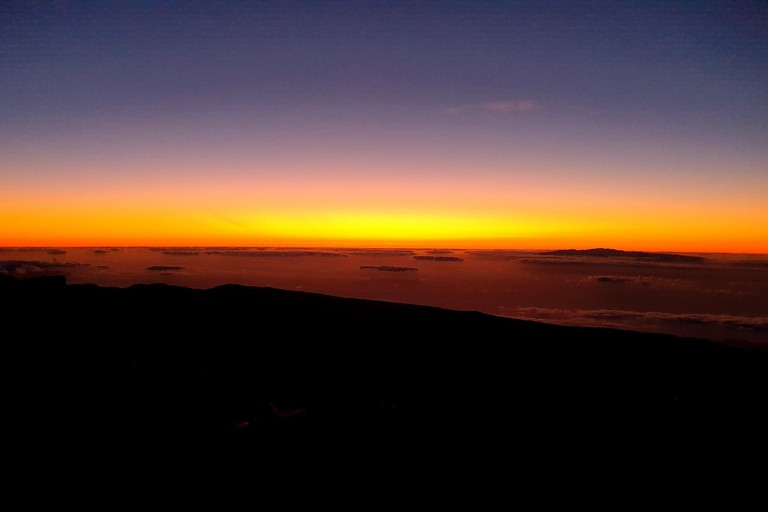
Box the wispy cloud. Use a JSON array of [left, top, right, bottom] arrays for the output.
[[478, 101, 538, 113], [446, 100, 539, 115]]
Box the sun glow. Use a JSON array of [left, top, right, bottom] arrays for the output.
[[3, 197, 766, 252], [2, 166, 766, 252]]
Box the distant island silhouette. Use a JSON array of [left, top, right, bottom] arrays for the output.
[[540, 248, 706, 263]]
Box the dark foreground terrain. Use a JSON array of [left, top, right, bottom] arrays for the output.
[[3, 273, 765, 479]]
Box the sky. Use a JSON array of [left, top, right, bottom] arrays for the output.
[[2, 1, 767, 251]]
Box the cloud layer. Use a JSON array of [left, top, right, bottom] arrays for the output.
[[360, 266, 419, 272], [499, 306, 768, 335]]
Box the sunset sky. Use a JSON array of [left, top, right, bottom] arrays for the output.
[[2, 1, 767, 252]]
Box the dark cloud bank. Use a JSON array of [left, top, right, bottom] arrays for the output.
[[360, 266, 419, 272], [346, 250, 417, 257], [204, 251, 346, 258], [413, 256, 463, 262], [0, 260, 84, 276], [540, 248, 706, 264], [161, 251, 201, 256]]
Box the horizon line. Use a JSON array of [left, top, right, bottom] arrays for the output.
[[1, 245, 767, 256]]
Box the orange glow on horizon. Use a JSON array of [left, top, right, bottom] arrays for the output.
[[2, 204, 766, 253], [2, 169, 766, 254]]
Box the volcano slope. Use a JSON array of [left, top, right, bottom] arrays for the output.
[[3, 273, 765, 467]]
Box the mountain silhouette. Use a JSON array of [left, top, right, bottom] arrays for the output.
[[3, 273, 764, 472]]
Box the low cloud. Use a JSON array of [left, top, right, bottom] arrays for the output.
[[520, 256, 708, 270], [204, 250, 346, 258], [346, 250, 416, 257], [360, 266, 419, 272], [465, 250, 525, 260], [413, 256, 463, 262], [731, 260, 768, 271], [539, 249, 706, 264], [149, 247, 267, 252], [498, 306, 768, 335], [146, 266, 184, 272], [162, 251, 200, 256], [0, 248, 51, 253], [519, 257, 592, 265], [0, 260, 84, 276], [589, 275, 634, 284], [587, 275, 657, 285]]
